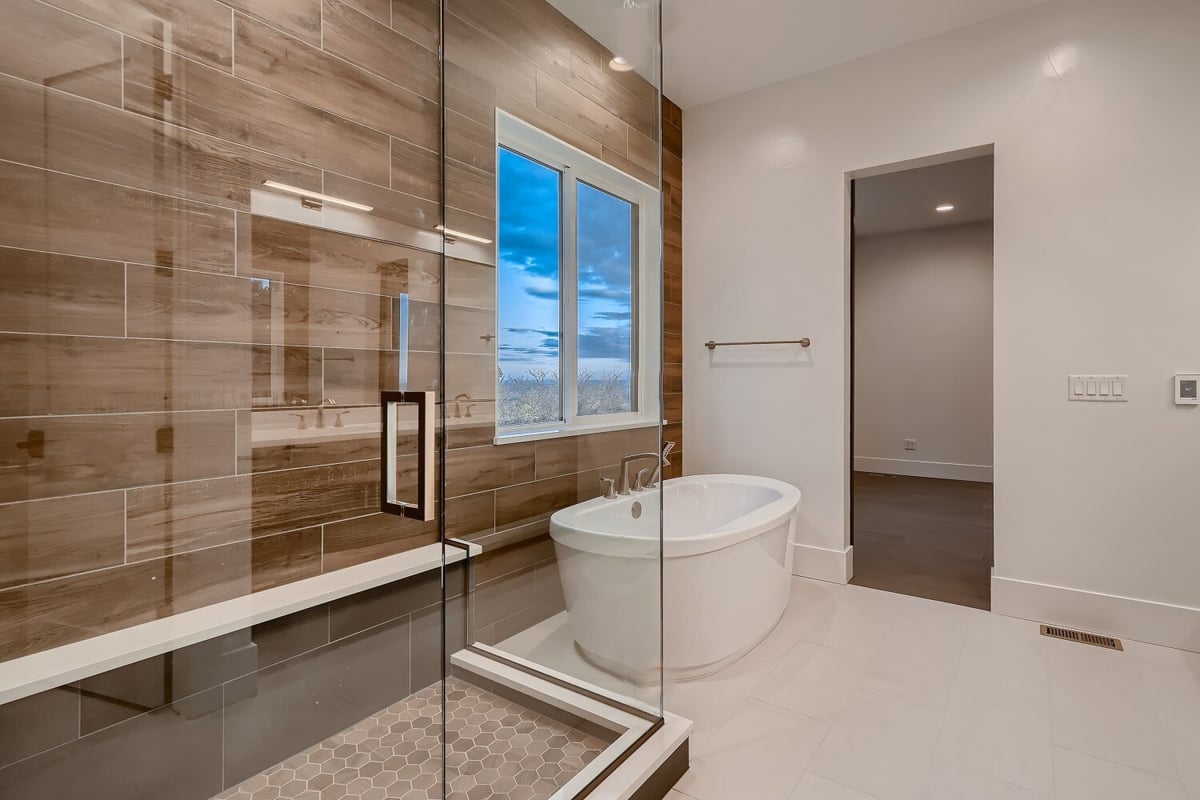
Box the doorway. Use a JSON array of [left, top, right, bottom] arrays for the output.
[[849, 153, 995, 609]]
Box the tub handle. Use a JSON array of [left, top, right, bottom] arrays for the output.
[[380, 390, 436, 521], [600, 476, 617, 499]]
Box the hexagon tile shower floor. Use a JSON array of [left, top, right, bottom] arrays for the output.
[[215, 678, 612, 800]]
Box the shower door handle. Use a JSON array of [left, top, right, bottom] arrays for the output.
[[380, 391, 436, 521]]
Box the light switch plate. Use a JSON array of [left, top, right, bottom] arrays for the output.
[[1068, 374, 1128, 402]]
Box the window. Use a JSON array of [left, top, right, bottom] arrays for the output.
[[495, 112, 660, 440]]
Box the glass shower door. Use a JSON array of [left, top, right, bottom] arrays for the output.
[[439, 0, 667, 796], [0, 0, 452, 796]]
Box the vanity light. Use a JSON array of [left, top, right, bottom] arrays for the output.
[[436, 225, 493, 245], [935, 204, 956, 213], [261, 181, 374, 212], [608, 56, 635, 72]]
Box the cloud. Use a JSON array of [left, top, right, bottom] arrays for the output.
[[578, 326, 631, 361]]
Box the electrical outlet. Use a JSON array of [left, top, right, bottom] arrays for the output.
[[903, 438, 917, 451]]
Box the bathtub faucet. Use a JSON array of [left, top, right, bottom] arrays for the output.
[[638, 440, 677, 491], [618, 452, 661, 495]]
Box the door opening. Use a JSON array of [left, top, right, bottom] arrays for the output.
[[849, 153, 995, 610]]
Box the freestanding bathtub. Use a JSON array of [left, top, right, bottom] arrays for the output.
[[549, 474, 801, 684]]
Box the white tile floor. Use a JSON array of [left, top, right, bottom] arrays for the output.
[[666, 578, 1200, 800]]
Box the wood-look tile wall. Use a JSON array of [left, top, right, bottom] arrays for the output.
[[438, 0, 675, 644], [0, 0, 680, 663], [662, 97, 685, 480], [0, 0, 451, 662]]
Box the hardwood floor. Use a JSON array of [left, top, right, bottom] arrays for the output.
[[851, 472, 994, 610]]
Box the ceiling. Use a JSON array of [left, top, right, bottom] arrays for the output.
[[552, 0, 1041, 109], [553, 0, 1048, 109], [854, 155, 994, 236]]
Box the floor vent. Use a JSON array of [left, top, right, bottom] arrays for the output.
[[1040, 625, 1124, 651]]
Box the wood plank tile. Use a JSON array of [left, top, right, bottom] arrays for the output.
[[390, 139, 440, 201], [250, 460, 380, 537], [125, 265, 255, 343], [448, 0, 571, 83], [391, 0, 439, 50], [338, 0, 390, 25], [473, 535, 556, 588], [445, 444, 534, 496], [664, 331, 682, 365], [629, 126, 659, 174], [664, 299, 682, 334], [446, 110, 496, 174], [261, 283, 394, 350], [664, 392, 682, 425], [665, 270, 682, 306], [223, 0, 322, 46], [0, 411, 236, 503], [445, 62, 497, 129], [0, 493, 125, 590], [0, 161, 235, 273], [322, 0, 439, 101], [0, 248, 125, 337], [44, 0, 233, 70], [251, 346, 325, 408], [0, 334, 253, 416], [321, 172, 442, 247], [663, 361, 682, 395], [123, 39, 390, 186], [323, 489, 495, 571], [237, 214, 435, 297], [322, 513, 439, 573], [0, 0, 122, 105], [446, 258, 496, 310], [494, 469, 604, 533], [322, 348, 400, 406], [445, 13, 537, 106], [408, 301, 494, 355], [444, 207, 497, 266], [601, 145, 657, 188], [0, 75, 321, 214], [0, 527, 320, 660], [663, 118, 683, 159], [241, 407, 380, 472], [568, 52, 657, 141], [625, 426, 660, 455], [532, 430, 627, 480], [234, 16, 439, 150], [496, 89, 602, 159], [446, 159, 495, 219], [126, 475, 252, 560], [535, 70, 628, 155], [407, 352, 497, 400]]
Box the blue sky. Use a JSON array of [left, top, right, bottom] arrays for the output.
[[497, 147, 634, 381]]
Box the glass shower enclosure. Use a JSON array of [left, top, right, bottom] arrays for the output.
[[0, 0, 666, 798]]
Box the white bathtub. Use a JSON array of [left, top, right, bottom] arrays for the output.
[[550, 474, 801, 684]]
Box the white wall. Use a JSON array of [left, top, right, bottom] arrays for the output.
[[684, 0, 1200, 649], [854, 222, 994, 482]]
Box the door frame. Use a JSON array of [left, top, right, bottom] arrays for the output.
[[844, 143, 996, 557]]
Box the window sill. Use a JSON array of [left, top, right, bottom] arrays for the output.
[[493, 417, 663, 446]]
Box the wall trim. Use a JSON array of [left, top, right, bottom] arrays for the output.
[[791, 542, 853, 584], [992, 571, 1200, 654], [854, 456, 993, 483]]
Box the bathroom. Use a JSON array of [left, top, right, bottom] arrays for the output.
[[1, 0, 1199, 799]]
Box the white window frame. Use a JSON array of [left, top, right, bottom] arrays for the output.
[[494, 111, 662, 444]]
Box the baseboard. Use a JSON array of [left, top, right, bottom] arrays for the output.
[[854, 456, 993, 483], [791, 542, 853, 584], [992, 571, 1200, 654]]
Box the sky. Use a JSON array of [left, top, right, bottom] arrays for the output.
[[497, 146, 635, 382]]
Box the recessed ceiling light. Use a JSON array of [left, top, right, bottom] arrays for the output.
[[262, 181, 373, 212], [609, 56, 635, 72], [936, 204, 956, 213]]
